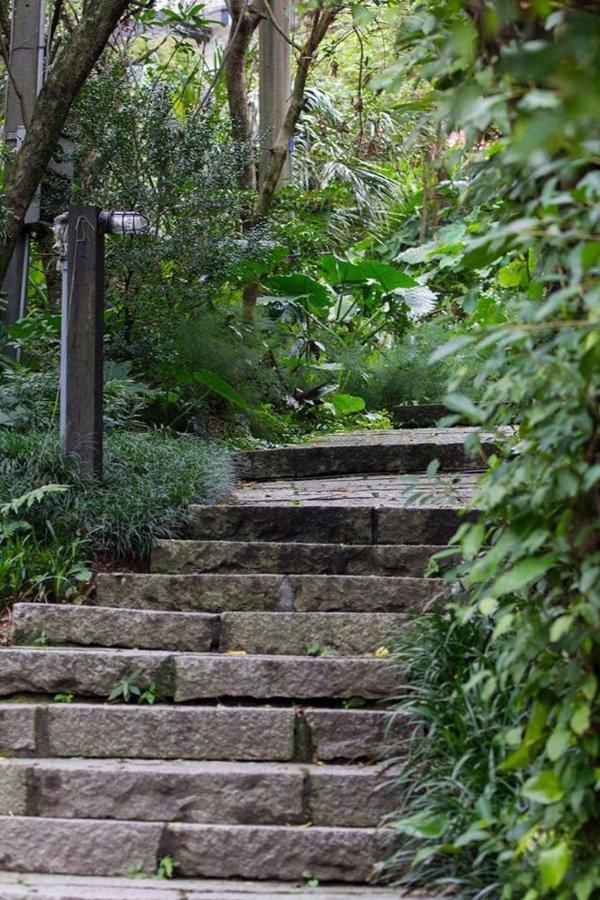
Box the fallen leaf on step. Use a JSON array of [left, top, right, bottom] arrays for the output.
[[375, 646, 390, 658], [225, 650, 247, 656]]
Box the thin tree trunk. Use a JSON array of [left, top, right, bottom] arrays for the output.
[[224, 0, 261, 192], [239, 3, 339, 326], [254, 4, 340, 220], [224, 0, 340, 325], [0, 0, 135, 282]]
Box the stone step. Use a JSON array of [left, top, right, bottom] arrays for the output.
[[0, 758, 399, 827], [189, 504, 465, 544], [0, 648, 394, 702], [12, 605, 406, 657], [0, 872, 422, 900], [0, 703, 406, 763], [232, 472, 478, 509], [219, 612, 403, 656], [234, 427, 490, 480], [0, 818, 396, 882], [11, 605, 218, 653], [151, 540, 444, 576], [95, 573, 439, 614]]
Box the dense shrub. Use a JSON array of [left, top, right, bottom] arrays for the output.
[[0, 430, 233, 581], [336, 321, 482, 409], [382, 605, 519, 896], [0, 365, 161, 432], [382, 3, 600, 898]]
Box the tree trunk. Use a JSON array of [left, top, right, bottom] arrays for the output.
[[224, 0, 340, 325], [254, 5, 339, 220], [238, 3, 339, 325], [0, 0, 135, 282], [224, 0, 261, 192]]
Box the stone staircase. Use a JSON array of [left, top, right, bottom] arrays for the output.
[[0, 428, 483, 898]]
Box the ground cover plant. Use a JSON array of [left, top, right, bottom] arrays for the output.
[[0, 429, 232, 608]]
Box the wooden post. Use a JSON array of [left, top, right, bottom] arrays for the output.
[[258, 0, 291, 188], [1, 0, 47, 346], [59, 205, 104, 479]]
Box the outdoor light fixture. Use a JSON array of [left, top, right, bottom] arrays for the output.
[[99, 210, 150, 235]]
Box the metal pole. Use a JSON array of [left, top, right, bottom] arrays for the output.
[[59, 205, 104, 479], [258, 0, 291, 189]]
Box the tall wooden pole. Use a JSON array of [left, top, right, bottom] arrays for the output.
[[1, 0, 47, 347], [60, 206, 104, 479], [258, 0, 291, 188]]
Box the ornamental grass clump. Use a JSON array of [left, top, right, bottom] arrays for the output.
[[0, 429, 233, 559]]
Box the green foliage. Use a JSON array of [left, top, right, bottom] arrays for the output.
[[0, 484, 91, 609], [155, 855, 180, 880], [0, 430, 233, 563], [382, 2, 600, 897], [382, 605, 520, 895], [71, 71, 259, 362], [0, 363, 164, 432], [108, 669, 157, 704], [342, 320, 481, 409]]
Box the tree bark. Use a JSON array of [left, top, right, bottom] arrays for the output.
[[224, 0, 261, 192], [254, 4, 340, 219], [223, 0, 340, 324], [238, 3, 339, 326], [0, 0, 135, 282]]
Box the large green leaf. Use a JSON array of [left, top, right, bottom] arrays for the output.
[[444, 392, 486, 424], [489, 555, 555, 598], [318, 253, 417, 290], [393, 811, 448, 840], [193, 369, 248, 410], [522, 770, 564, 805], [264, 275, 334, 314], [539, 843, 570, 890], [328, 393, 366, 416]]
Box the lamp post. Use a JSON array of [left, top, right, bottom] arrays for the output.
[[55, 205, 149, 479]]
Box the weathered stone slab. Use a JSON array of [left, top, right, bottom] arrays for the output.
[[11, 604, 218, 653], [308, 765, 401, 827], [189, 505, 373, 544], [43, 705, 295, 761], [0, 816, 162, 876], [163, 823, 386, 882], [0, 763, 28, 815], [235, 428, 490, 481], [0, 759, 304, 824], [304, 428, 478, 447], [304, 709, 413, 762], [0, 872, 415, 899], [220, 612, 405, 656], [0, 705, 37, 754], [0, 649, 174, 699], [290, 576, 440, 613], [95, 572, 441, 615], [189, 504, 472, 546], [152, 540, 444, 577], [232, 472, 479, 509], [95, 573, 282, 612], [375, 507, 467, 545], [175, 655, 394, 701]]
